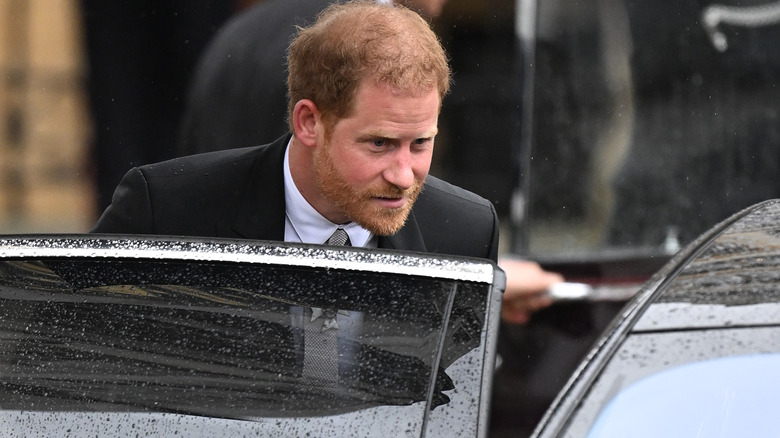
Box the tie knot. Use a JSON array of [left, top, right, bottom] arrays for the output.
[[326, 228, 351, 246]]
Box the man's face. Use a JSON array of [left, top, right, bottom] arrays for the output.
[[313, 81, 440, 236]]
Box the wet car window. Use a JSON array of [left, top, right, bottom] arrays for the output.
[[586, 353, 780, 437], [556, 326, 780, 437], [0, 255, 494, 436]]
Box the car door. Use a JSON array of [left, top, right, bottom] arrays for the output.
[[0, 235, 504, 437]]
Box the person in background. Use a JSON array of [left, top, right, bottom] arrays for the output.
[[500, 258, 563, 324], [80, 0, 236, 212]]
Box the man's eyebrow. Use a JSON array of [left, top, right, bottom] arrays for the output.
[[416, 127, 438, 137], [358, 128, 438, 140], [359, 130, 395, 139], [363, 128, 439, 138]]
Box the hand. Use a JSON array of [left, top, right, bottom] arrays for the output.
[[498, 258, 564, 325]]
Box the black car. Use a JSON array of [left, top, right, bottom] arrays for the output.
[[531, 199, 780, 437], [0, 235, 505, 437]]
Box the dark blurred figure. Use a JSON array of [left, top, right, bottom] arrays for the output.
[[433, 0, 521, 217], [176, 0, 331, 156], [81, 0, 236, 212]]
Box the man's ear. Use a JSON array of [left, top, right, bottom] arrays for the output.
[[292, 99, 320, 147]]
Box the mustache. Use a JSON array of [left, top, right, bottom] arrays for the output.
[[368, 181, 422, 199]]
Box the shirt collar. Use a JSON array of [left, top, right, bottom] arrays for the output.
[[283, 139, 374, 246]]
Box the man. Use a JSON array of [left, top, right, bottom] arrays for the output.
[[93, 0, 498, 263], [93, 3, 496, 398]]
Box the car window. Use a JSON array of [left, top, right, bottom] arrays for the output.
[[587, 354, 780, 437], [0, 251, 497, 437], [558, 326, 780, 437]]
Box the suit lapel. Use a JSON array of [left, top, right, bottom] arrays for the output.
[[222, 135, 290, 241], [378, 209, 427, 253]]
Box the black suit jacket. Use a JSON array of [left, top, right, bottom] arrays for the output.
[[93, 135, 499, 262]]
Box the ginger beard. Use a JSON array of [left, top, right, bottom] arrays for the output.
[[313, 138, 424, 236]]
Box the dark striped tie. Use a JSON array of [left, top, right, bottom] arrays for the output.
[[302, 228, 351, 384]]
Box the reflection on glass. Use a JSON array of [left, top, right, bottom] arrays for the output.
[[0, 258, 487, 434], [524, 0, 780, 256]]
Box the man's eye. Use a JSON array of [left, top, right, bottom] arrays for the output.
[[373, 139, 386, 147]]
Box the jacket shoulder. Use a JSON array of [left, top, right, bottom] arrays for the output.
[[93, 137, 288, 237], [413, 176, 499, 261]]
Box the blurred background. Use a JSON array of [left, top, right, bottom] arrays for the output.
[[0, 0, 91, 233], [1, 0, 779, 436], [3, 0, 779, 254]]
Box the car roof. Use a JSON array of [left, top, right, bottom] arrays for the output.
[[635, 198, 780, 331]]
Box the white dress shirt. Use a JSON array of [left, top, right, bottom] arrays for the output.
[[283, 140, 377, 247]]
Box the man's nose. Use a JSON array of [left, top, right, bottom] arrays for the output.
[[383, 148, 415, 190]]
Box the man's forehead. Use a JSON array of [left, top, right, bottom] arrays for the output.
[[334, 80, 440, 124]]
